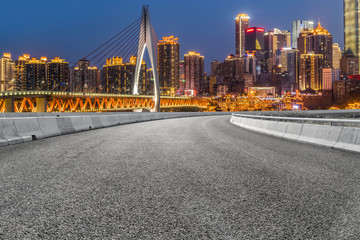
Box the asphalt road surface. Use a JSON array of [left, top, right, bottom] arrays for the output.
[[1, 116, 360, 239]]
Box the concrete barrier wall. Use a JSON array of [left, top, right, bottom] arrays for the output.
[[231, 114, 360, 154], [0, 119, 23, 145], [0, 112, 230, 148], [13, 118, 45, 142], [235, 109, 360, 119]]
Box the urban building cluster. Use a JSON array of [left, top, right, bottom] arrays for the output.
[[0, 36, 205, 97], [209, 0, 360, 109], [0, 55, 72, 92], [0, 0, 359, 109]]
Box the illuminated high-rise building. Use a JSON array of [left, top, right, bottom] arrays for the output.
[[273, 28, 291, 66], [297, 23, 333, 68], [322, 68, 340, 91], [264, 31, 274, 65], [332, 43, 342, 69], [246, 27, 268, 78], [184, 51, 204, 96], [306, 23, 333, 68], [211, 59, 221, 76], [47, 57, 70, 91], [179, 60, 186, 95], [341, 55, 359, 75], [245, 27, 265, 52], [145, 68, 154, 95], [220, 55, 244, 94], [344, 0, 360, 56], [235, 13, 250, 57], [280, 48, 299, 92], [344, 0, 360, 73], [299, 52, 324, 91], [297, 28, 313, 54], [209, 75, 217, 95], [244, 53, 258, 78], [291, 20, 314, 48], [71, 60, 101, 92], [209, 60, 221, 96], [25, 57, 47, 91], [15, 54, 30, 91], [264, 29, 291, 69], [0, 53, 15, 91], [103, 57, 125, 94], [103, 56, 146, 94], [274, 29, 291, 50], [157, 36, 180, 96]]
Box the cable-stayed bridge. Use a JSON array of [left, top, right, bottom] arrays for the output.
[[0, 6, 208, 113]]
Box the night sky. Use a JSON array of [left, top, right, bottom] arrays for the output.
[[0, 0, 343, 72]]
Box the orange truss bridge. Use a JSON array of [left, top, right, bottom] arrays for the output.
[[0, 91, 208, 113]]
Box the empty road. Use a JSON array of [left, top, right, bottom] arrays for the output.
[[1, 115, 360, 239]]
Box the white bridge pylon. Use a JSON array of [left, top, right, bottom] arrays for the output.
[[133, 5, 160, 112]]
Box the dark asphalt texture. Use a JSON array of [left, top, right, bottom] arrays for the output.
[[1, 116, 360, 239]]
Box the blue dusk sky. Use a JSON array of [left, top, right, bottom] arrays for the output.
[[0, 0, 343, 72]]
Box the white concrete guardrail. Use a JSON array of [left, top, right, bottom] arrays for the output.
[[231, 114, 360, 154], [0, 112, 230, 147]]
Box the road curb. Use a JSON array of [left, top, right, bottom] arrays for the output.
[[231, 114, 360, 154]]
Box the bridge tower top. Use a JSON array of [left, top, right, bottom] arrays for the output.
[[133, 5, 160, 112]]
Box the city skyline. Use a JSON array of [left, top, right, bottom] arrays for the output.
[[0, 0, 343, 72]]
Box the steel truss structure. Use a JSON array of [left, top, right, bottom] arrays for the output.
[[0, 91, 208, 113]]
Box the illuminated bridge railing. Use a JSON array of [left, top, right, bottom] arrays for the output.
[[0, 91, 209, 113]]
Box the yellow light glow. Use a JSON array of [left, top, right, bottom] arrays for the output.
[[3, 53, 11, 59]]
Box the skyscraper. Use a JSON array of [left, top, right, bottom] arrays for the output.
[[344, 0, 360, 74], [103, 57, 125, 94], [71, 60, 101, 93], [0, 53, 15, 92], [184, 51, 204, 96], [218, 54, 244, 94], [235, 13, 250, 57], [306, 23, 333, 68], [15, 54, 30, 91], [344, 0, 360, 56], [340, 55, 359, 75], [210, 59, 221, 76], [103, 56, 146, 94], [297, 28, 313, 54], [245, 27, 265, 52], [280, 48, 299, 92], [297, 23, 333, 68], [157, 36, 180, 96], [47, 57, 70, 91], [145, 68, 154, 95], [25, 57, 47, 91], [322, 68, 340, 91], [273, 29, 291, 50], [292, 20, 314, 48], [264, 31, 274, 67], [245, 27, 267, 77], [333, 43, 342, 69], [272, 28, 291, 67], [299, 52, 324, 91], [179, 61, 186, 95]]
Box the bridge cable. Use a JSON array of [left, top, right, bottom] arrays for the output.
[[71, 21, 142, 93], [95, 26, 142, 68], [87, 21, 142, 67], [80, 17, 142, 62], [104, 37, 144, 95]]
